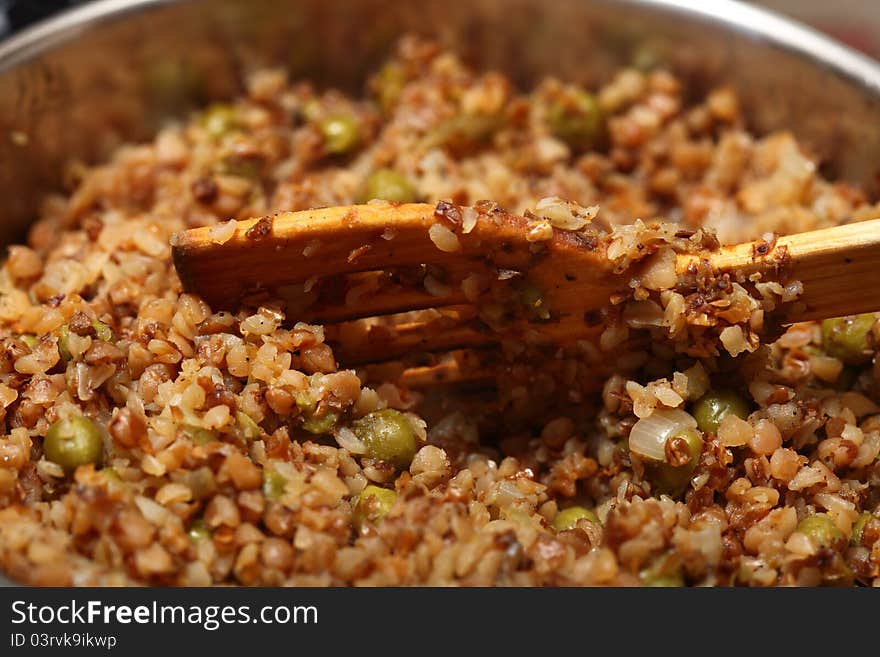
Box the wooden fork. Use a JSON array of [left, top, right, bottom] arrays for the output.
[[171, 202, 880, 387]]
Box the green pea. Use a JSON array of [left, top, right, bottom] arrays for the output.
[[552, 506, 600, 531], [57, 325, 72, 362], [797, 514, 846, 550], [641, 569, 685, 587], [851, 512, 874, 547], [301, 409, 340, 435], [319, 115, 360, 155], [295, 391, 317, 414], [632, 44, 663, 72], [201, 103, 239, 139], [145, 60, 202, 111], [92, 319, 113, 342], [102, 467, 122, 483], [296, 386, 339, 434], [548, 88, 605, 151], [182, 425, 217, 446], [374, 62, 406, 114], [639, 556, 684, 587], [235, 411, 261, 440], [821, 314, 875, 365], [300, 99, 322, 123], [648, 427, 704, 495], [673, 428, 704, 466], [692, 389, 750, 434], [352, 484, 397, 529], [217, 155, 260, 179], [21, 334, 37, 348], [262, 469, 287, 501], [43, 415, 104, 472], [357, 169, 416, 203], [188, 519, 212, 542], [352, 409, 417, 469], [426, 113, 503, 154]]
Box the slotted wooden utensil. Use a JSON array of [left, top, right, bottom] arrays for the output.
[[171, 202, 880, 386]]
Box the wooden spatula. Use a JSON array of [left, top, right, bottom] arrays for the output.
[[171, 202, 880, 386]]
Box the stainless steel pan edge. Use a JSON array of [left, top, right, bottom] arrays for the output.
[[0, 0, 879, 586], [2, 0, 880, 244]]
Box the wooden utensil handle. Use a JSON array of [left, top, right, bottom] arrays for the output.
[[679, 218, 880, 322]]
